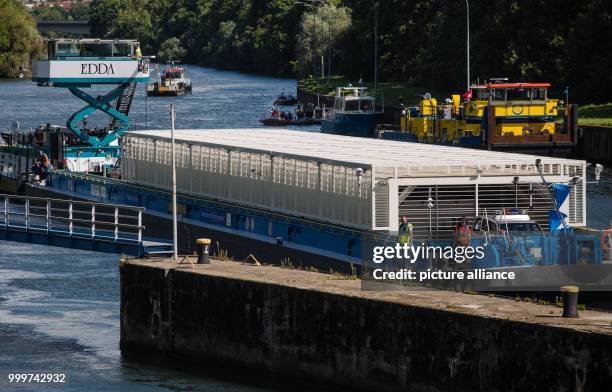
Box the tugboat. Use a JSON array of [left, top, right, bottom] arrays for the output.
[[320, 86, 383, 137], [376, 78, 578, 154], [147, 64, 192, 96], [273, 91, 298, 106]]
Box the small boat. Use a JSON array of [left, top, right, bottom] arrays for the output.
[[259, 106, 321, 126], [274, 92, 297, 106], [320, 86, 384, 137], [147, 65, 192, 96]]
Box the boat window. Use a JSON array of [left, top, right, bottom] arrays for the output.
[[529, 88, 547, 100], [334, 98, 343, 111], [507, 88, 529, 101], [475, 89, 489, 100], [80, 42, 113, 57], [504, 222, 542, 232], [112, 42, 133, 57], [490, 89, 505, 101], [55, 42, 80, 57], [360, 99, 374, 111], [344, 99, 360, 111], [47, 41, 56, 58]]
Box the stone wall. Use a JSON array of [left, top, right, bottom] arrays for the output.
[[121, 262, 612, 392]]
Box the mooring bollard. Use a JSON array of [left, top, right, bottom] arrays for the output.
[[196, 238, 211, 264], [561, 286, 579, 318]]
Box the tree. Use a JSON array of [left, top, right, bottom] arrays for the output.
[[0, 0, 43, 78], [157, 37, 186, 62], [294, 3, 351, 77], [30, 4, 69, 21]]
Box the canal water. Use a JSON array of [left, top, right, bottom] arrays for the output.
[[0, 65, 610, 391]]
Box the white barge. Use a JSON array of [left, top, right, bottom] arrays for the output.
[[121, 128, 586, 239]]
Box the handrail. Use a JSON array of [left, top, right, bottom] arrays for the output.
[[49, 170, 367, 235], [0, 194, 144, 243], [0, 193, 144, 211]]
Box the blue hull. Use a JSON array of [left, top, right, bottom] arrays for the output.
[[36, 170, 604, 267], [321, 112, 383, 137]]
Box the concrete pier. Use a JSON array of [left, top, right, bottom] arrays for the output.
[[121, 258, 612, 391]]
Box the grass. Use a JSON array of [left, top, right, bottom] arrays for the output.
[[577, 103, 612, 126], [298, 75, 449, 106]]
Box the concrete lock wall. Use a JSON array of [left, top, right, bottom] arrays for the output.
[[120, 262, 612, 392]]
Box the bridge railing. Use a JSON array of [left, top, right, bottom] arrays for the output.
[[0, 194, 144, 243]]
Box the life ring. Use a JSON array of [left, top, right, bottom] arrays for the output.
[[511, 104, 524, 115], [600, 228, 612, 251]]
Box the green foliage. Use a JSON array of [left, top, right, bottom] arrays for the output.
[[30, 4, 68, 21], [0, 0, 43, 78], [30, 0, 91, 22], [293, 3, 351, 76], [157, 37, 186, 62], [341, 0, 612, 103], [89, 0, 303, 75]]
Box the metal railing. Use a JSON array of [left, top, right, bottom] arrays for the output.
[[0, 194, 144, 244]]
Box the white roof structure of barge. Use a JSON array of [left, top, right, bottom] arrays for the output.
[[126, 128, 583, 169]]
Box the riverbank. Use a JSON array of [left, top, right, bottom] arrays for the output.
[[121, 257, 612, 392]]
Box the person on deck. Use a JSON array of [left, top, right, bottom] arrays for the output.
[[398, 216, 413, 244], [454, 217, 472, 246], [134, 43, 142, 59]]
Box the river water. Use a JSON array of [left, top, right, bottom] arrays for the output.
[[0, 66, 610, 391]]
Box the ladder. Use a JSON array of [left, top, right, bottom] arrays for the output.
[[109, 82, 137, 130]]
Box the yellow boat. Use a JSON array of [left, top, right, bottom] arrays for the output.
[[385, 79, 576, 152]]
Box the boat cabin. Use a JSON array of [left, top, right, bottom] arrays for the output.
[[161, 67, 186, 83], [33, 38, 149, 86], [45, 38, 139, 59], [333, 87, 377, 113], [472, 82, 550, 103]]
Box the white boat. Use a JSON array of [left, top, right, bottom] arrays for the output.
[[147, 65, 192, 96]]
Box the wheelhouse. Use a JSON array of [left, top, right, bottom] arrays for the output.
[[333, 87, 377, 113], [45, 38, 139, 59], [472, 82, 550, 103]]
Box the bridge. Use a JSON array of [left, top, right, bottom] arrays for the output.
[[0, 194, 172, 257], [37, 20, 91, 35]]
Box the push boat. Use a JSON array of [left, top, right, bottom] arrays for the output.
[[320, 86, 384, 137], [1, 39, 610, 289], [376, 79, 578, 155], [146, 65, 192, 96]]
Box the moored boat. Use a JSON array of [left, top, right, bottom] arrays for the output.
[[320, 86, 383, 137], [376, 79, 578, 153]]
